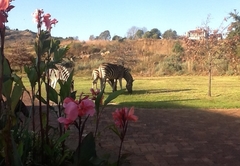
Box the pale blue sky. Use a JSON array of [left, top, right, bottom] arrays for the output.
[[7, 0, 239, 41]]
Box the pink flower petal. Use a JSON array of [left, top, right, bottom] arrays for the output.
[[79, 99, 95, 116], [0, 0, 9, 10], [58, 117, 72, 125], [64, 102, 78, 115], [63, 97, 76, 108], [66, 108, 78, 121], [127, 107, 138, 121]]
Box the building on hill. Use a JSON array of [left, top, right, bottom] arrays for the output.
[[186, 28, 223, 40], [186, 28, 208, 40]]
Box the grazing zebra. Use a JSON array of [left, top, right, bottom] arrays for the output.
[[92, 68, 116, 90], [47, 64, 71, 89], [98, 63, 134, 93]]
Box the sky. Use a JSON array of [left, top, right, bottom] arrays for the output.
[[7, 0, 240, 41]]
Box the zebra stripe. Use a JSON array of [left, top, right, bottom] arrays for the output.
[[47, 64, 70, 89], [92, 68, 116, 90], [92, 69, 99, 89], [98, 63, 134, 93]]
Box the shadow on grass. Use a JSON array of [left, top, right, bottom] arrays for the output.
[[117, 99, 199, 109], [129, 88, 192, 95], [104, 88, 192, 96]]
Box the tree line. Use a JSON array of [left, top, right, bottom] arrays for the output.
[[88, 27, 178, 41]]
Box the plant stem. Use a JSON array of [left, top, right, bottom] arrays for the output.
[[46, 59, 50, 145], [117, 121, 128, 166], [36, 29, 44, 163], [117, 139, 124, 166], [31, 86, 36, 159], [0, 27, 4, 114], [94, 106, 105, 137]]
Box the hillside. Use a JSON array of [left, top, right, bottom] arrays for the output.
[[3, 29, 240, 76]]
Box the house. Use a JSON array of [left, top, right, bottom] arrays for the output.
[[186, 28, 223, 40], [186, 28, 208, 40]]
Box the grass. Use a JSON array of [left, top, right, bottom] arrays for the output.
[[22, 76, 240, 109]]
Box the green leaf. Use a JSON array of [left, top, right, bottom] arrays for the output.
[[95, 89, 104, 114], [11, 133, 23, 166], [50, 39, 60, 55], [70, 90, 77, 100], [39, 61, 46, 77], [44, 143, 53, 156], [73, 132, 96, 166], [54, 131, 70, 147], [24, 66, 37, 87], [11, 82, 24, 114], [3, 57, 12, 76], [35, 30, 52, 55], [57, 152, 71, 166], [59, 70, 74, 102], [45, 83, 58, 104], [17, 141, 24, 157], [2, 78, 13, 99], [12, 74, 25, 90], [42, 39, 51, 53], [35, 95, 48, 105], [54, 45, 70, 62], [109, 124, 121, 138], [104, 89, 125, 106], [34, 39, 39, 55]]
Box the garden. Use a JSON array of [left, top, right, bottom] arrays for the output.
[[1, 1, 240, 166], [0, 2, 138, 166]]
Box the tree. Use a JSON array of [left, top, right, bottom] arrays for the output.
[[135, 29, 144, 39], [143, 28, 161, 39], [150, 28, 161, 39], [184, 15, 226, 97], [126, 26, 139, 39], [227, 9, 240, 38], [162, 29, 178, 39], [112, 35, 122, 41], [222, 10, 240, 74], [89, 35, 95, 41], [142, 31, 151, 38], [98, 30, 111, 40]]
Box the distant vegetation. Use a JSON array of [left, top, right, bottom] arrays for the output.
[[4, 11, 240, 77]]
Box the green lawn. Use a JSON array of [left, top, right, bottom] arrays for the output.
[[23, 76, 240, 109], [72, 76, 240, 109]]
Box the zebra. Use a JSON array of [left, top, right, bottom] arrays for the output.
[[47, 64, 72, 89], [92, 68, 116, 91], [98, 63, 134, 93]]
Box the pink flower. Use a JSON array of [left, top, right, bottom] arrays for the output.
[[90, 88, 104, 104], [58, 99, 78, 129], [58, 97, 95, 129], [0, 0, 9, 10], [78, 98, 95, 116], [112, 107, 138, 128], [90, 88, 100, 96], [32, 9, 43, 24], [0, 0, 14, 29], [32, 9, 58, 31], [43, 13, 58, 31]]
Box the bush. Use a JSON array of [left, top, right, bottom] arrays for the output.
[[162, 55, 183, 75]]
